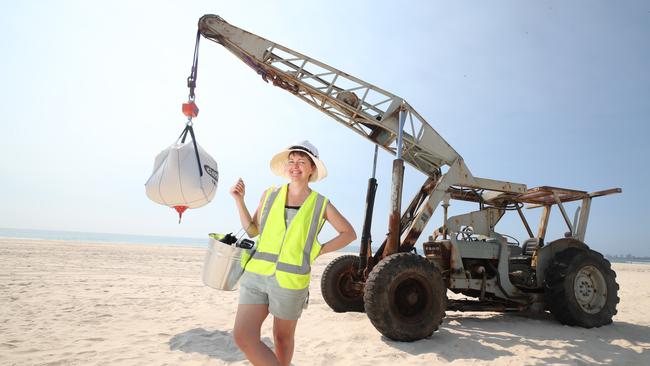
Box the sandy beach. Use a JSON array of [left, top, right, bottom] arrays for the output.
[[1, 238, 649, 366]]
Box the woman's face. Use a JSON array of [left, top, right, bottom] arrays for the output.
[[286, 152, 315, 182]]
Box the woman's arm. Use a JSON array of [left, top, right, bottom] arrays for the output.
[[319, 202, 357, 255], [230, 178, 265, 237]]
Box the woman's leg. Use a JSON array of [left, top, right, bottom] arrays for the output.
[[272, 317, 299, 366], [233, 304, 280, 366]]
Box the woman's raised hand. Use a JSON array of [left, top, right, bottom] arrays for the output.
[[230, 178, 246, 200]]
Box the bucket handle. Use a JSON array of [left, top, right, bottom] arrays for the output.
[[233, 227, 247, 245], [233, 220, 256, 244], [234, 221, 256, 246]]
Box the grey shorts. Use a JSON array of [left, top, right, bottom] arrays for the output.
[[239, 271, 309, 320]]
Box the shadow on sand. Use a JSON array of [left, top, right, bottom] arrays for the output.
[[381, 312, 650, 365], [169, 328, 273, 363]]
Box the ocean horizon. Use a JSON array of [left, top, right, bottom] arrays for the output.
[[0, 227, 361, 253]]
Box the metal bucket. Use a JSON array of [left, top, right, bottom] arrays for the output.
[[202, 235, 253, 291]]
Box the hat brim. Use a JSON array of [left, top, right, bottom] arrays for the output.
[[270, 149, 328, 182]]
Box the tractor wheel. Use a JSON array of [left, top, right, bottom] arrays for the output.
[[364, 252, 446, 341], [545, 249, 619, 327], [321, 255, 365, 312]]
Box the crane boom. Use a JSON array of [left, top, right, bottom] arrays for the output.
[[198, 15, 527, 195], [198, 14, 462, 177]]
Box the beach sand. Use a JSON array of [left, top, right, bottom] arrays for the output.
[[1, 238, 649, 365]]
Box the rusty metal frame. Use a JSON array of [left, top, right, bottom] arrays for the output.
[[516, 206, 534, 239], [446, 185, 620, 245]]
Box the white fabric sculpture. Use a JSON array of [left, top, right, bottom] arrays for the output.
[[145, 132, 218, 222]]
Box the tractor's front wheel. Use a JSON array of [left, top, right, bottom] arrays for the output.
[[545, 249, 619, 327], [364, 253, 446, 341]]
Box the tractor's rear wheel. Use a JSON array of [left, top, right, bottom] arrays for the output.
[[321, 255, 365, 312], [364, 253, 446, 341], [545, 249, 619, 327]]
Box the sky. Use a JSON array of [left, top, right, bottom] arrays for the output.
[[1, 1, 649, 256]]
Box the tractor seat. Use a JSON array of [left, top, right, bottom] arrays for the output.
[[509, 238, 541, 265], [521, 238, 542, 256]]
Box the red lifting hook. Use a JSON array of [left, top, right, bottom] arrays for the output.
[[182, 101, 199, 118]]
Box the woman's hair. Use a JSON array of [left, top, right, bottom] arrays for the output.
[[288, 151, 315, 168]]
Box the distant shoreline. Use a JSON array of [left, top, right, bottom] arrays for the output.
[[0, 227, 361, 253], [3, 228, 644, 258], [607, 259, 650, 264]]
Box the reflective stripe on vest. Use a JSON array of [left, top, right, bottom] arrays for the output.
[[246, 184, 327, 286], [258, 186, 281, 236]]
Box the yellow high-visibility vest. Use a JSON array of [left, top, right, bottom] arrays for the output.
[[243, 184, 328, 290]]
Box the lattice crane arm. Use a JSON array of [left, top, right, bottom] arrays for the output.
[[198, 15, 527, 196], [198, 15, 462, 174]]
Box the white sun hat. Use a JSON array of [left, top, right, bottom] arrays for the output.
[[270, 140, 328, 182]]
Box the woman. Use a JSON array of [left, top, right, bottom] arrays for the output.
[[229, 140, 356, 366]]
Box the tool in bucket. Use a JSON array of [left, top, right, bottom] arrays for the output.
[[202, 227, 256, 291]]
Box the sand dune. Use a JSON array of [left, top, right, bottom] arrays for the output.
[[1, 238, 648, 365]]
